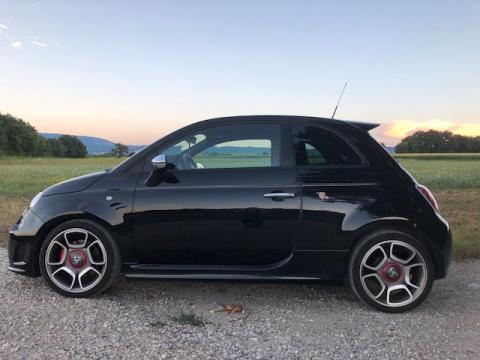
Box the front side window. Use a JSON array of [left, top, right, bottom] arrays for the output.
[[292, 124, 363, 166], [160, 124, 281, 170]]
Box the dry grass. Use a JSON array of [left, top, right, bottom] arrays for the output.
[[0, 196, 29, 247], [435, 190, 480, 261]]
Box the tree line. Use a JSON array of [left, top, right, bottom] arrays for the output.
[[0, 113, 87, 157], [395, 129, 480, 153], [3, 112, 479, 156]]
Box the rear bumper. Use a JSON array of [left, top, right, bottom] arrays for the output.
[[7, 209, 44, 277], [435, 227, 452, 279], [429, 215, 452, 280]]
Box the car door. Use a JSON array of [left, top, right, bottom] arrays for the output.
[[291, 122, 382, 252], [132, 122, 300, 266]]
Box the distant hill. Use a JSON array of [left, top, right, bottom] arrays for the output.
[[40, 133, 145, 155]]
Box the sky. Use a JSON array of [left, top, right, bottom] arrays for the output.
[[1, 0, 479, 146]]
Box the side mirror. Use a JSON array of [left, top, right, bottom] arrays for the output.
[[151, 154, 167, 170]]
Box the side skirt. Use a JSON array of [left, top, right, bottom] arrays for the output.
[[121, 250, 349, 281], [124, 273, 322, 280]]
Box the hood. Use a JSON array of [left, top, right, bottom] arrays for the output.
[[43, 171, 108, 196]]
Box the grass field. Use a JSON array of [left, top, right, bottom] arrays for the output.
[[0, 154, 478, 260]]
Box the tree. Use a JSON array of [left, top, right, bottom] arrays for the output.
[[110, 143, 129, 157], [396, 129, 480, 153], [58, 135, 88, 158], [48, 138, 67, 157], [0, 112, 90, 157], [0, 124, 7, 154], [34, 136, 51, 157], [0, 113, 47, 156]]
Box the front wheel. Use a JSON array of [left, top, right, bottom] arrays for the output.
[[348, 230, 434, 313], [39, 219, 121, 297]]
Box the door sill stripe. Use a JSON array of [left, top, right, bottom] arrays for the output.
[[124, 273, 321, 280]]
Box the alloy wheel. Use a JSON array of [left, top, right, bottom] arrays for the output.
[[359, 240, 428, 308], [44, 228, 107, 293]]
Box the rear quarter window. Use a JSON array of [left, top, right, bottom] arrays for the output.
[[292, 124, 363, 166]]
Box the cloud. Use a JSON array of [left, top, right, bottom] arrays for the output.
[[31, 40, 46, 47], [453, 124, 480, 137], [11, 41, 22, 48], [0, 24, 7, 31], [378, 119, 480, 145], [383, 119, 454, 139]]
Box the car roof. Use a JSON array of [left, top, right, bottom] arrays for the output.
[[113, 115, 379, 173], [196, 115, 379, 131]]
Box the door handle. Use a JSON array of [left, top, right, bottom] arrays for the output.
[[264, 192, 296, 199]]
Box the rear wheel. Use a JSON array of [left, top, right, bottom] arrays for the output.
[[348, 230, 434, 312], [39, 219, 121, 297]]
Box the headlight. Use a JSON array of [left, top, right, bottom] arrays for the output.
[[29, 192, 43, 209]]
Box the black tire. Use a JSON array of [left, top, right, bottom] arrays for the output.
[[39, 219, 121, 298], [348, 230, 435, 313]]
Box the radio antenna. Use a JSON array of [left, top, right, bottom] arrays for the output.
[[331, 81, 348, 119]]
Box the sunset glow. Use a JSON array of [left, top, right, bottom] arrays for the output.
[[1, 1, 479, 146], [379, 119, 480, 145]]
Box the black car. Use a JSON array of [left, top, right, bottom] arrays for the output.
[[8, 115, 451, 312]]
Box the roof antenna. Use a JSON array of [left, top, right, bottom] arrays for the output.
[[331, 81, 348, 119]]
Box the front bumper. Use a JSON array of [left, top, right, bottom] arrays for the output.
[[8, 209, 44, 277]]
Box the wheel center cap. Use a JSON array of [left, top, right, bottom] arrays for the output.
[[387, 267, 399, 279], [68, 250, 87, 268], [380, 262, 403, 283]]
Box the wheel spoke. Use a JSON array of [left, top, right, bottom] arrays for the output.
[[46, 241, 67, 265], [390, 242, 416, 265], [51, 266, 76, 290], [86, 240, 106, 265], [64, 228, 89, 248], [386, 284, 413, 306], [405, 263, 426, 289], [362, 245, 388, 271], [361, 273, 386, 299], [78, 267, 101, 290]]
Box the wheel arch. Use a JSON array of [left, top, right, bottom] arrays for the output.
[[348, 217, 442, 279], [349, 218, 416, 249], [31, 213, 118, 276]]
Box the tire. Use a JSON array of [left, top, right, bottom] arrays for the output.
[[348, 230, 435, 313], [39, 219, 121, 298]]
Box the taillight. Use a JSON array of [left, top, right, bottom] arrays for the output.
[[416, 184, 439, 211]]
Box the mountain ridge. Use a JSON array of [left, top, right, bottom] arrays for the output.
[[40, 133, 145, 154]]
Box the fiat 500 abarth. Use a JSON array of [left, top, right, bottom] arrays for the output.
[[8, 116, 451, 312]]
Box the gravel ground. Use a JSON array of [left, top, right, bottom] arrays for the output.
[[1, 249, 479, 359]]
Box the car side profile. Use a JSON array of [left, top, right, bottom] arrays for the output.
[[8, 115, 451, 312]]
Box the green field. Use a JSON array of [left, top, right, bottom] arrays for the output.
[[0, 154, 479, 260], [397, 158, 480, 190], [0, 156, 125, 198]]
